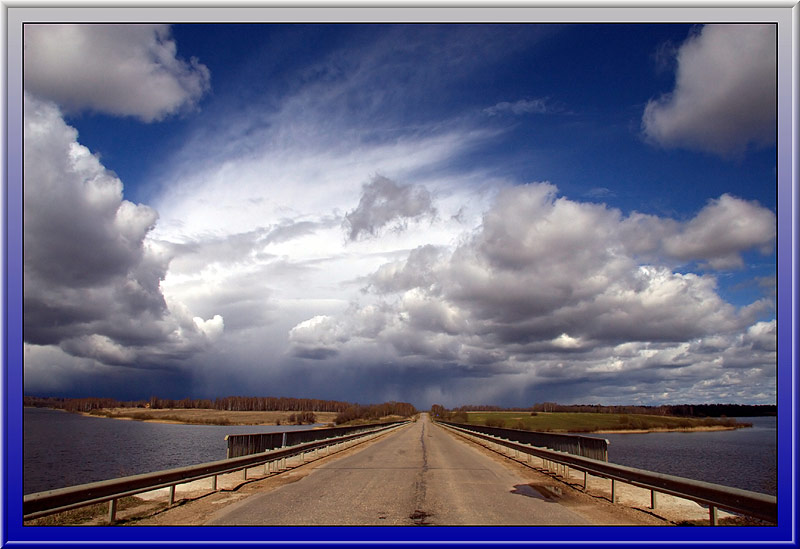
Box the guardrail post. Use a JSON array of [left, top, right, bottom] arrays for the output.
[[611, 479, 616, 503], [169, 485, 176, 506], [107, 499, 117, 523], [709, 505, 718, 526], [651, 490, 657, 509], [212, 475, 217, 491], [583, 471, 587, 490]]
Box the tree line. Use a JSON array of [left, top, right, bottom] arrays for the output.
[[23, 395, 418, 419], [334, 401, 418, 424], [446, 402, 776, 417], [149, 395, 355, 413]]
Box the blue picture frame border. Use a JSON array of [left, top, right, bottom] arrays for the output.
[[3, 3, 796, 547]]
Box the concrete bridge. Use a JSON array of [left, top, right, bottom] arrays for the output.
[[161, 413, 664, 526], [24, 413, 775, 527]]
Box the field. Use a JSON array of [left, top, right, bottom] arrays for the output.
[[457, 411, 749, 433], [83, 408, 340, 426]]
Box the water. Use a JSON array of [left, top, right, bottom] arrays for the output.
[[23, 410, 778, 497], [23, 407, 324, 495], [585, 416, 777, 496]]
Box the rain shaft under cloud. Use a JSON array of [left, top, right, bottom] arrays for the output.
[[287, 183, 776, 406]]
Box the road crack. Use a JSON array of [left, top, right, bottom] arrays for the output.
[[409, 421, 431, 525]]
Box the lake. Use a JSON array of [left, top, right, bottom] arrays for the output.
[[592, 416, 777, 496], [22, 407, 324, 495], [22, 409, 777, 496]]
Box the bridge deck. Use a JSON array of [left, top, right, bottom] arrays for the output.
[[203, 414, 659, 526]]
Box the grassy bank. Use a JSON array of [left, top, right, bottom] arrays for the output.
[[451, 411, 751, 433], [82, 408, 339, 426]]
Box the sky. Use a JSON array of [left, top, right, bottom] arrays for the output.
[[21, 23, 777, 409]]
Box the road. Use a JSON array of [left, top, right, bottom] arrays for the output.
[[206, 413, 595, 526]]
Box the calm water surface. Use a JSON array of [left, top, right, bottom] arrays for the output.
[[24, 409, 777, 496], [590, 416, 777, 496], [23, 407, 323, 494]]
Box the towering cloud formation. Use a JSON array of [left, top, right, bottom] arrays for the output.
[[24, 24, 210, 122], [23, 94, 221, 366], [289, 183, 775, 404], [23, 24, 218, 370], [642, 24, 776, 156]]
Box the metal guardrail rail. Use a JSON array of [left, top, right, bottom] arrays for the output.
[[437, 421, 777, 525], [23, 421, 409, 523], [436, 420, 609, 460], [226, 420, 407, 458]]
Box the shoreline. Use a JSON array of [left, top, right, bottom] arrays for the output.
[[26, 407, 337, 427], [588, 425, 742, 434], [46, 408, 745, 433], [76, 413, 223, 425]]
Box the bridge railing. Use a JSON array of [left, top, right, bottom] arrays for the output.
[[23, 421, 409, 523], [436, 420, 609, 460], [225, 421, 407, 458], [436, 421, 776, 525]]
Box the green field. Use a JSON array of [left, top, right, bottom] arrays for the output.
[[453, 411, 749, 433]]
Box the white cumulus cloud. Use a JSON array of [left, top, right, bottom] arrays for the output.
[[24, 24, 210, 122], [642, 24, 776, 156], [284, 182, 775, 404]]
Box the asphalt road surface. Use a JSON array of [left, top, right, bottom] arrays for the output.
[[206, 414, 593, 526]]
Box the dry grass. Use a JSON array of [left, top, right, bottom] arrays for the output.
[[462, 411, 749, 433], [84, 408, 339, 426], [24, 496, 158, 526]]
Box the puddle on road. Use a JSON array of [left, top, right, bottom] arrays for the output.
[[510, 484, 561, 500]]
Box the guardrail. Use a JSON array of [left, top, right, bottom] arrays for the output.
[[24, 421, 409, 523], [437, 421, 776, 525], [226, 420, 407, 458], [436, 420, 609, 461]]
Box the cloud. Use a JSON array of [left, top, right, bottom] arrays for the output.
[[483, 98, 555, 116], [286, 182, 775, 405], [287, 315, 346, 359], [24, 24, 210, 122], [661, 194, 776, 269], [23, 93, 222, 366], [344, 175, 437, 241], [368, 245, 444, 293], [642, 24, 776, 156], [22, 23, 774, 407]]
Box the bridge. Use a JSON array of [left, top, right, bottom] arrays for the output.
[[23, 413, 776, 526]]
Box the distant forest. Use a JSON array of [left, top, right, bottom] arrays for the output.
[[454, 402, 777, 417], [22, 395, 418, 423], [23, 396, 775, 418]]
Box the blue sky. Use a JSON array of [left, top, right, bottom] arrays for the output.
[[22, 23, 777, 408]]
